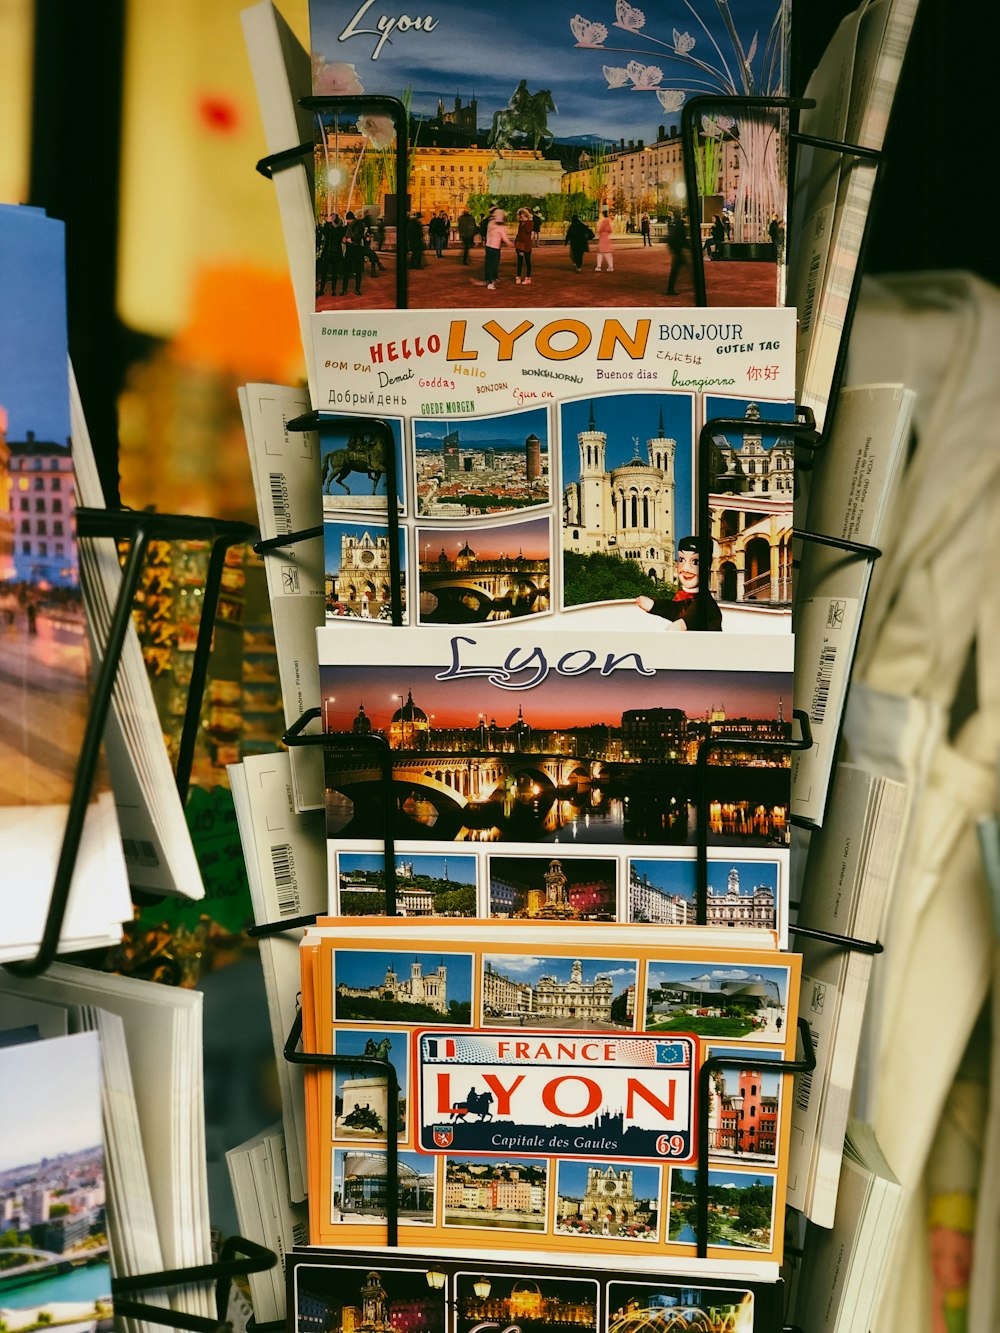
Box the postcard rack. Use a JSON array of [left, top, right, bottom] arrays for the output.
[[1, 507, 258, 980], [679, 93, 884, 442], [252, 101, 887, 1332], [0, 501, 281, 1324]]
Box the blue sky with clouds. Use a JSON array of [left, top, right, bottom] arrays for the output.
[[483, 952, 636, 994], [310, 0, 787, 143]]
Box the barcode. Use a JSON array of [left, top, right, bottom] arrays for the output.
[[795, 1023, 818, 1111], [123, 837, 160, 869], [270, 842, 299, 915], [810, 645, 837, 724], [268, 472, 292, 535]]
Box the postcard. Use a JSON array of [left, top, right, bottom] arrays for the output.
[[310, 306, 797, 633], [303, 925, 801, 1262], [307, 0, 791, 311], [0, 1032, 110, 1318], [0, 205, 130, 962], [287, 1251, 782, 1332], [317, 626, 793, 852]]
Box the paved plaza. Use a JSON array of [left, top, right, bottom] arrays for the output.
[[317, 235, 779, 312], [0, 609, 87, 805]]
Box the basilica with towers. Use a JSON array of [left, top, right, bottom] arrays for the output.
[[562, 402, 678, 584]]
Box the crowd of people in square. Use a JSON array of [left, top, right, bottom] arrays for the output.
[[316, 200, 781, 300]]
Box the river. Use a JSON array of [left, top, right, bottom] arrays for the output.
[[0, 1261, 111, 1310]]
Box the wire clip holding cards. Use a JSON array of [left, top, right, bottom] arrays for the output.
[[256, 141, 312, 179], [694, 1018, 816, 1261], [111, 1234, 277, 1333], [2, 507, 257, 979], [284, 1008, 401, 1245]]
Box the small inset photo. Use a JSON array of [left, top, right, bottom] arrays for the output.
[[555, 1160, 660, 1242], [666, 1166, 775, 1252], [417, 515, 551, 623], [488, 853, 616, 920], [414, 407, 550, 517], [444, 1156, 549, 1233], [331, 1149, 436, 1226]]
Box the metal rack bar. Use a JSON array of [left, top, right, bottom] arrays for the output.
[[695, 1018, 815, 1259], [111, 1234, 277, 1333], [284, 1009, 400, 1245]]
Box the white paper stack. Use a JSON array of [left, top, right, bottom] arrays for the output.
[[0, 963, 213, 1321], [70, 369, 205, 900], [792, 1119, 903, 1332], [792, 383, 914, 825], [238, 384, 325, 813], [229, 751, 326, 1203], [226, 1124, 308, 1324], [786, 763, 907, 1225]]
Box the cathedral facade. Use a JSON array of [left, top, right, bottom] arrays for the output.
[[556, 1165, 656, 1237], [562, 404, 677, 584], [331, 529, 399, 618]]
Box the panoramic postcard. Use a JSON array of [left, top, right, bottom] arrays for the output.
[[317, 626, 793, 848]]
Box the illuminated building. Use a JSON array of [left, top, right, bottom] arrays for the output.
[[7, 432, 77, 587], [389, 690, 431, 750]]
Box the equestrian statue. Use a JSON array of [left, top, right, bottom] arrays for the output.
[[489, 80, 557, 153]]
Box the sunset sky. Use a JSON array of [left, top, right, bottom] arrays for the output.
[[417, 515, 550, 564], [320, 661, 791, 731]]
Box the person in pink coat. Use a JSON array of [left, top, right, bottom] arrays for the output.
[[595, 208, 615, 272]]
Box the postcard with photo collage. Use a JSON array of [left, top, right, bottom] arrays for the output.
[[287, 1248, 786, 1333], [307, 0, 792, 313], [317, 625, 793, 933], [299, 925, 801, 1264], [315, 306, 796, 637]]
